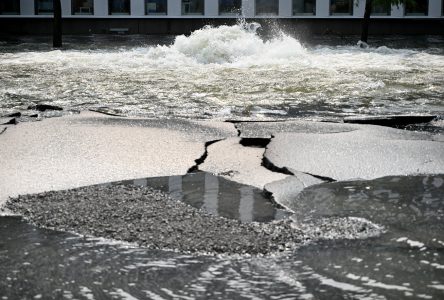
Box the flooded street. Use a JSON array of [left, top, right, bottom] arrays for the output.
[[0, 25, 443, 119], [1, 23, 444, 299], [1, 175, 443, 299]]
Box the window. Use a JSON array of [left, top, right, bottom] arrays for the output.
[[256, 0, 279, 15], [109, 0, 130, 15], [219, 0, 241, 15], [146, 0, 167, 15], [330, 0, 353, 15], [35, 0, 53, 15], [182, 0, 204, 15], [293, 0, 316, 15], [371, 2, 390, 15], [405, 0, 428, 15], [0, 0, 20, 15], [72, 0, 93, 15]]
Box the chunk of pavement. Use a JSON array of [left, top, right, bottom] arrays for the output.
[[235, 120, 359, 138], [4, 112, 21, 118], [0, 112, 237, 207], [200, 137, 288, 189], [29, 104, 63, 112], [343, 115, 437, 127], [2, 118, 17, 125], [265, 127, 444, 181], [76, 114, 237, 141], [264, 172, 323, 211]]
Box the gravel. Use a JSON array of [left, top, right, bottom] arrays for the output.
[[6, 183, 383, 255]]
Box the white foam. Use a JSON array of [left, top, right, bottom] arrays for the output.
[[0, 23, 443, 117], [109, 289, 139, 300]]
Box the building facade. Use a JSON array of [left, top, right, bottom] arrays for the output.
[[0, 0, 443, 35], [0, 0, 443, 18]]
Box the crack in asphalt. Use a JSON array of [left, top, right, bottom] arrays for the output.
[[302, 172, 336, 182], [187, 139, 224, 173]]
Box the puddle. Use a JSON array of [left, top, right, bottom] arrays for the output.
[[109, 172, 289, 223], [291, 175, 444, 245], [1, 175, 443, 299]]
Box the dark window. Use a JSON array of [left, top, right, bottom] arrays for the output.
[[293, 0, 316, 15], [256, 0, 279, 15], [371, 2, 391, 15], [405, 0, 428, 15], [0, 0, 20, 15], [35, 0, 54, 15], [109, 0, 130, 15], [72, 0, 94, 15], [330, 0, 353, 15], [182, 0, 204, 15], [146, 0, 167, 14], [219, 0, 242, 15]]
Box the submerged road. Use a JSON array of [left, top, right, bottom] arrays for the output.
[[0, 111, 443, 299]]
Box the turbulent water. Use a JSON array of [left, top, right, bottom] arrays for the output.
[[0, 23, 443, 119], [1, 175, 443, 299]]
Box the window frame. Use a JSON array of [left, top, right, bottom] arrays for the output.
[[0, 0, 20, 15], [35, 0, 54, 15], [330, 0, 353, 16], [181, 0, 205, 15], [108, 0, 131, 15], [255, 0, 279, 16], [219, 0, 242, 16], [72, 0, 94, 15], [292, 0, 316, 16], [145, 0, 168, 15], [404, 0, 429, 16]]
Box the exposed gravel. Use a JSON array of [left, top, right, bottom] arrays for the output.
[[6, 183, 382, 255]]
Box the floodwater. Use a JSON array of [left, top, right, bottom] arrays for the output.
[[0, 23, 443, 119], [1, 175, 443, 299], [112, 172, 290, 223], [1, 23, 444, 299]]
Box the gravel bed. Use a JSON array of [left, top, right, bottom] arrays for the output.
[[6, 184, 382, 255]]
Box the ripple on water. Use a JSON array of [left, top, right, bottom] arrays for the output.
[[1, 175, 443, 299], [0, 27, 443, 119]]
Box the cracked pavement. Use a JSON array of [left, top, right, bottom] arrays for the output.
[[1, 111, 443, 254], [1, 111, 443, 211]]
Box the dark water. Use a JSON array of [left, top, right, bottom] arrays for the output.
[[112, 172, 289, 223], [1, 175, 443, 299]]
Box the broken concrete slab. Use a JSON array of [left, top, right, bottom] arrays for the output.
[[235, 120, 359, 138], [4, 112, 21, 118], [74, 114, 237, 142], [2, 118, 17, 125], [265, 127, 444, 182], [235, 120, 438, 142], [264, 172, 324, 211], [343, 115, 438, 127], [28, 104, 63, 112], [0, 112, 237, 207], [200, 137, 288, 189]]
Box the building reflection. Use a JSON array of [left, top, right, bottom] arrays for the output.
[[122, 172, 287, 222]]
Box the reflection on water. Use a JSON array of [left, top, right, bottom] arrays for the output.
[[1, 175, 444, 299], [115, 172, 289, 222]]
